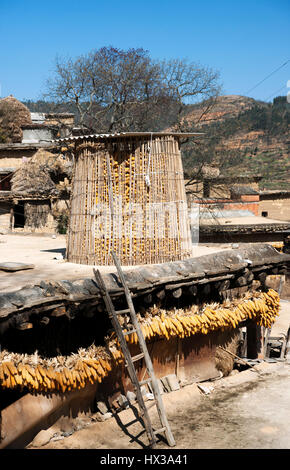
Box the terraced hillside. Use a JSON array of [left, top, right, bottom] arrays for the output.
[[179, 95, 290, 190]]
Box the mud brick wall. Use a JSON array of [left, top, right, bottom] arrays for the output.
[[259, 198, 290, 221], [198, 200, 259, 217], [0, 202, 12, 232]]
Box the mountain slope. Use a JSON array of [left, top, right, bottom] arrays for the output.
[[180, 95, 290, 190], [21, 95, 289, 190]]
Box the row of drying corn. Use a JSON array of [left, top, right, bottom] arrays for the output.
[[93, 238, 180, 258], [0, 346, 112, 394], [0, 290, 280, 393], [110, 289, 280, 346], [94, 155, 138, 261], [102, 154, 136, 203]]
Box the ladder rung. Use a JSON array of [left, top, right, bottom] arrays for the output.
[[139, 378, 152, 386], [123, 329, 137, 336], [130, 353, 145, 363], [153, 427, 166, 435], [115, 309, 131, 314]]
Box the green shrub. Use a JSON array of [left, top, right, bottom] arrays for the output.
[[56, 214, 68, 234]]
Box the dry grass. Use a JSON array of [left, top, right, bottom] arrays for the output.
[[0, 96, 32, 143]]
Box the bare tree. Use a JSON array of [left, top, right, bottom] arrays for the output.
[[45, 47, 222, 134], [159, 58, 221, 132], [46, 47, 164, 132]]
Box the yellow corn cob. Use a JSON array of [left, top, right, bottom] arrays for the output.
[[0, 365, 4, 382], [6, 361, 17, 376], [14, 373, 22, 386]]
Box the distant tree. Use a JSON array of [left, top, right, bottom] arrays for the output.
[[273, 95, 287, 106], [46, 47, 163, 132]]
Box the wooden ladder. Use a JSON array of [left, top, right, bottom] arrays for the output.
[[93, 251, 176, 449]]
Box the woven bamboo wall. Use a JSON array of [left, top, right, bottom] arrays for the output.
[[67, 135, 192, 265]]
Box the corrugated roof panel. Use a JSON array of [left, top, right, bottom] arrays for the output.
[[54, 131, 204, 143]]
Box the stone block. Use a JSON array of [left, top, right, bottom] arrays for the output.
[[126, 390, 136, 403], [96, 400, 108, 415], [117, 394, 129, 408], [160, 374, 180, 392], [165, 374, 180, 391], [149, 378, 164, 395]]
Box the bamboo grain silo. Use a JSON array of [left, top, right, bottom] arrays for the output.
[[64, 132, 200, 265]]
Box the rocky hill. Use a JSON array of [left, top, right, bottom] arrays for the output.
[[182, 94, 260, 125]]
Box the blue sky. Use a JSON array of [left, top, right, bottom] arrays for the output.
[[0, 0, 289, 102]]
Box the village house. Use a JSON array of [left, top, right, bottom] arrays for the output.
[[0, 96, 73, 233], [185, 167, 290, 246]]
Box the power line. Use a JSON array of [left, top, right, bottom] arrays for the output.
[[192, 60, 290, 128], [244, 59, 290, 96]]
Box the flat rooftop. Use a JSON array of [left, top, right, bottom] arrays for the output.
[[200, 215, 290, 226], [0, 234, 228, 294]]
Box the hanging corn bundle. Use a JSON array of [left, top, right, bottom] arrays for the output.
[[0, 345, 113, 394], [0, 289, 280, 393], [117, 288, 280, 344], [66, 133, 195, 265]]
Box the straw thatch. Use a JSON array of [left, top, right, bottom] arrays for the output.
[[11, 161, 58, 198], [29, 149, 73, 179], [0, 96, 32, 143], [11, 150, 72, 198], [215, 333, 240, 376]]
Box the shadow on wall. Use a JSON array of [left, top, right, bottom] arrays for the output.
[[103, 330, 240, 403]]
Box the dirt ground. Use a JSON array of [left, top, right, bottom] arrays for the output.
[[27, 362, 290, 451], [26, 300, 290, 451]]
